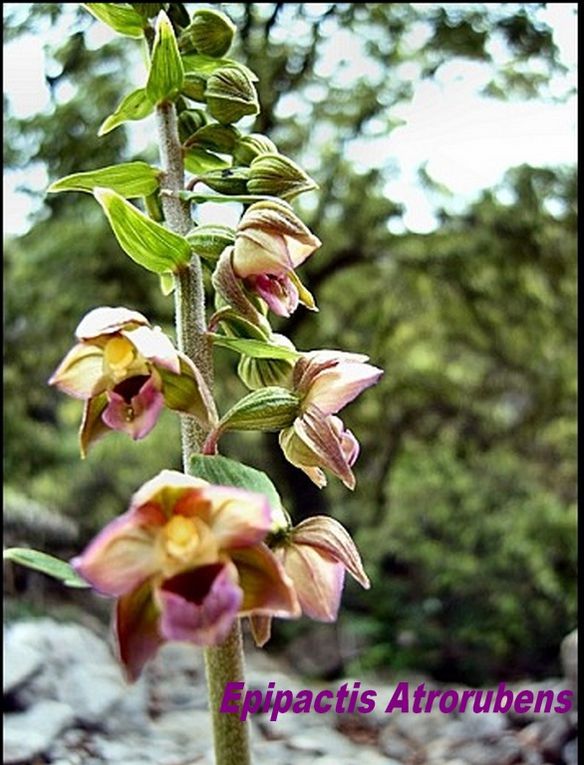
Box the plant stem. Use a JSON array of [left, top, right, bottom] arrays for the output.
[[155, 101, 251, 765]]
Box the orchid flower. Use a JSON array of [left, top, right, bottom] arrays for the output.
[[72, 469, 300, 680], [251, 515, 370, 646], [279, 350, 383, 489], [230, 200, 321, 317], [49, 307, 215, 455]]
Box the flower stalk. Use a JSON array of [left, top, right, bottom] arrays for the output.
[[155, 99, 251, 765]]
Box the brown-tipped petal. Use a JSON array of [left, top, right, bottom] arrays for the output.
[[128, 470, 209, 518], [292, 516, 370, 590], [75, 306, 149, 341], [283, 545, 345, 622], [249, 614, 273, 647], [231, 544, 301, 618], [212, 247, 265, 326], [49, 344, 108, 399], [292, 407, 356, 489], [302, 354, 383, 416], [79, 394, 111, 458], [115, 581, 163, 683]]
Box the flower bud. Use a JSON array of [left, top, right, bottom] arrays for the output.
[[178, 109, 209, 143], [186, 224, 236, 261], [181, 73, 207, 102], [179, 9, 236, 58], [198, 167, 250, 195], [249, 154, 318, 200], [185, 123, 241, 154], [233, 134, 278, 166], [205, 67, 259, 125], [218, 387, 300, 432], [237, 334, 296, 391]]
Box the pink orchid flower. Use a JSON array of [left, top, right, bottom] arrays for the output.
[[280, 351, 383, 489], [72, 469, 300, 680], [230, 200, 321, 317], [49, 307, 215, 455], [251, 515, 370, 646]]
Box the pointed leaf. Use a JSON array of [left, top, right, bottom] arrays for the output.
[[184, 148, 230, 175], [94, 188, 191, 273], [159, 272, 175, 295], [99, 88, 154, 136], [211, 335, 300, 361], [82, 3, 146, 37], [3, 548, 90, 588], [147, 11, 184, 104], [217, 387, 299, 432], [48, 162, 160, 199]]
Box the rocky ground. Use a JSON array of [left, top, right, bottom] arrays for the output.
[[3, 619, 578, 765]]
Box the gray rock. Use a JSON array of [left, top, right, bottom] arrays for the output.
[[563, 738, 578, 765], [60, 661, 127, 726], [287, 726, 358, 757], [257, 709, 329, 738], [378, 728, 417, 761], [561, 630, 578, 703], [151, 708, 214, 751], [4, 700, 75, 764], [2, 641, 42, 694], [518, 716, 571, 757], [145, 641, 207, 714], [427, 732, 523, 765]]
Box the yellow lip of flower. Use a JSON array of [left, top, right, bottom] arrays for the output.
[[160, 515, 219, 577], [104, 336, 137, 376]]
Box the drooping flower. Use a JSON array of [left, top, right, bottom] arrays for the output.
[[49, 307, 215, 455], [72, 469, 300, 680], [279, 351, 383, 489], [251, 515, 370, 646], [229, 200, 321, 317]]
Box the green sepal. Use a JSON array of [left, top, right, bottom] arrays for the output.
[[218, 387, 299, 433], [159, 272, 175, 295], [197, 167, 250, 195], [184, 148, 230, 175], [249, 153, 318, 200], [3, 548, 90, 588], [82, 3, 146, 38], [179, 9, 236, 58], [185, 124, 241, 154], [211, 335, 300, 361], [186, 224, 235, 260], [98, 88, 154, 136], [94, 188, 191, 273], [147, 11, 184, 104], [190, 454, 288, 532], [48, 162, 160, 199], [205, 67, 259, 125]]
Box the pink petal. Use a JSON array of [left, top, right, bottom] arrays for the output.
[[102, 376, 164, 440], [115, 580, 163, 682], [249, 273, 299, 317], [123, 326, 180, 374], [129, 470, 209, 518], [330, 416, 360, 467], [71, 504, 163, 597], [198, 485, 272, 550], [303, 356, 383, 415], [75, 306, 149, 341], [283, 544, 346, 622], [48, 344, 108, 399], [158, 563, 242, 645], [231, 544, 301, 618]]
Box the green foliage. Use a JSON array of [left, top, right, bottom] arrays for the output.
[[146, 11, 184, 104], [48, 162, 160, 198], [3, 548, 90, 588]]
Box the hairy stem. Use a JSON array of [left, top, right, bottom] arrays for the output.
[[155, 100, 251, 765]]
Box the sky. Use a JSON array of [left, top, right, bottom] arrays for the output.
[[3, 3, 578, 236]]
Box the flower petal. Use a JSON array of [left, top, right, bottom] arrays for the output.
[[75, 306, 149, 341], [249, 614, 272, 647], [250, 273, 298, 317], [200, 485, 272, 550], [159, 354, 217, 428], [79, 393, 111, 458], [129, 470, 209, 518], [292, 516, 370, 589], [302, 356, 383, 416], [158, 563, 242, 645], [231, 544, 300, 617], [233, 230, 292, 278], [49, 344, 108, 399], [102, 376, 164, 440], [123, 325, 180, 374], [115, 580, 163, 683], [71, 504, 163, 596], [283, 544, 345, 622]]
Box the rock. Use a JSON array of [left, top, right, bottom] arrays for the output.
[[518, 716, 572, 758], [427, 733, 524, 765], [3, 699, 74, 764], [441, 709, 507, 742], [257, 709, 329, 738], [2, 641, 42, 694], [561, 630, 578, 702], [145, 641, 207, 714], [378, 728, 418, 761], [562, 738, 578, 765], [285, 624, 343, 678], [506, 679, 567, 723], [287, 726, 359, 757]]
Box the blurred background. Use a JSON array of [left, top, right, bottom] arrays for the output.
[[4, 3, 577, 688]]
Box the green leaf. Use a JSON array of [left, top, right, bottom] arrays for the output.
[[159, 272, 175, 295], [190, 454, 283, 516], [48, 162, 160, 198], [211, 335, 301, 361], [218, 386, 299, 432], [99, 88, 154, 136], [177, 190, 278, 205], [147, 11, 184, 104], [82, 3, 146, 38], [185, 123, 241, 154], [94, 188, 191, 274], [3, 548, 90, 588], [184, 148, 230, 175]]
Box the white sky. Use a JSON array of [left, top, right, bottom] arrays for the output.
[[3, 3, 578, 236]]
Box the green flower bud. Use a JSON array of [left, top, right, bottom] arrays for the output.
[[219, 387, 300, 433], [181, 72, 207, 102], [248, 153, 318, 200], [233, 134, 279, 166], [179, 9, 236, 58], [199, 167, 250, 195], [238, 352, 295, 391], [178, 108, 209, 143], [185, 123, 241, 154], [205, 67, 259, 125], [186, 224, 236, 261]]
